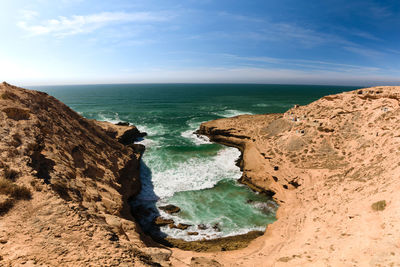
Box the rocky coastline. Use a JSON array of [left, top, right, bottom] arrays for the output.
[[171, 86, 400, 266], [2, 83, 400, 266]]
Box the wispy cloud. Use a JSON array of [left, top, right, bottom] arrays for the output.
[[191, 11, 355, 49], [343, 46, 385, 58], [221, 53, 382, 73], [17, 11, 171, 37]]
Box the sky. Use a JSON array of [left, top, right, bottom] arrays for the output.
[[0, 0, 400, 86]]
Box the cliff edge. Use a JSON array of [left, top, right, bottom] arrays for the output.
[[171, 86, 400, 266], [0, 82, 170, 266]]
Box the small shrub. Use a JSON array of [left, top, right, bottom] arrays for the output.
[[2, 107, 30, 121], [11, 185, 31, 200], [0, 91, 17, 100], [0, 198, 14, 215], [371, 200, 386, 211], [0, 178, 14, 195], [4, 167, 19, 181], [0, 178, 31, 200]]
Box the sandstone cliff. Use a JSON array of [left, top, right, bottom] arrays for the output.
[[0, 82, 170, 266], [171, 86, 400, 266]]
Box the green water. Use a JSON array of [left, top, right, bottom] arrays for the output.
[[33, 83, 360, 240]]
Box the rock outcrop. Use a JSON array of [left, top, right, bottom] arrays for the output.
[[171, 86, 400, 266], [0, 82, 170, 266]]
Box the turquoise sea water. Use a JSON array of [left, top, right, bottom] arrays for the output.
[[33, 83, 360, 240]]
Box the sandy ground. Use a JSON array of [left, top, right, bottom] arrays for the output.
[[171, 86, 400, 266]]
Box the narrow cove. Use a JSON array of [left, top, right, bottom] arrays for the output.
[[34, 84, 359, 250]]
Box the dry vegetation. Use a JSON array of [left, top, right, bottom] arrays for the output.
[[2, 107, 30, 120], [0, 165, 31, 215]]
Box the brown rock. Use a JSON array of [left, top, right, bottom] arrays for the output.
[[169, 223, 191, 230], [153, 217, 174, 226], [187, 232, 199, 236], [159, 204, 181, 214]]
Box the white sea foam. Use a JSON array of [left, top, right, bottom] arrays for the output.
[[253, 103, 271, 107], [160, 222, 266, 241], [180, 129, 211, 145], [179, 118, 212, 145], [143, 147, 241, 199], [97, 112, 121, 124], [135, 124, 166, 137], [213, 109, 253, 118]]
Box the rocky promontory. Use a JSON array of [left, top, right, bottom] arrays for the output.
[[171, 86, 400, 266], [0, 82, 170, 266]]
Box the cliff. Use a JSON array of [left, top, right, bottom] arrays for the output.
[[0, 82, 170, 266], [171, 86, 400, 266], [3, 82, 400, 266]]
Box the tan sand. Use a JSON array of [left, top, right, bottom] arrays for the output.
[[171, 86, 400, 266]]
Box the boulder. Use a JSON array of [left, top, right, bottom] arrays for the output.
[[159, 204, 181, 214]]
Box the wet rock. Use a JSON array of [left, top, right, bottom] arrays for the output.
[[116, 122, 129, 126], [169, 223, 191, 230], [159, 204, 181, 214], [212, 223, 221, 232], [188, 232, 199, 236], [153, 217, 174, 226], [197, 224, 207, 230]]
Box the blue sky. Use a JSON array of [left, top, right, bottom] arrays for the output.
[[1, 0, 399, 85]]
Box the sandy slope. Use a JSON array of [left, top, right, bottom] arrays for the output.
[[0, 82, 170, 266], [171, 86, 400, 266]]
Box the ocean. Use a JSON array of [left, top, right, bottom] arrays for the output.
[[32, 83, 360, 241]]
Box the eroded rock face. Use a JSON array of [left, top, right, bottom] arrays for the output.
[[0, 82, 169, 266], [190, 86, 400, 266], [95, 120, 147, 145]]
